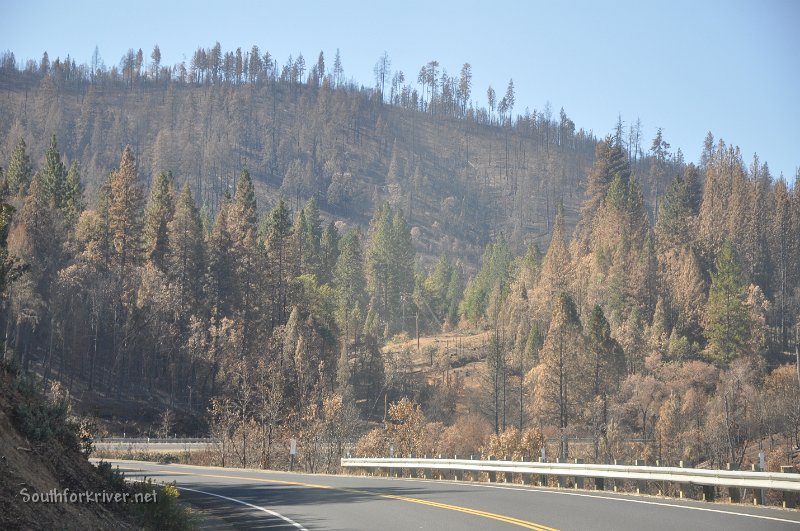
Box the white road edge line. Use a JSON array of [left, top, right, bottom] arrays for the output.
[[177, 486, 307, 530]]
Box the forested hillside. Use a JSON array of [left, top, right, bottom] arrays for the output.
[[0, 44, 798, 472], [0, 45, 661, 262]]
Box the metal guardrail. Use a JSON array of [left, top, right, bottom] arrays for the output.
[[96, 438, 219, 444], [341, 457, 800, 494]]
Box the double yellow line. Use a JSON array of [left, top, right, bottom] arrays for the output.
[[144, 467, 558, 530]]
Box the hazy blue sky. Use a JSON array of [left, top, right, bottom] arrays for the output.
[[3, 0, 798, 179]]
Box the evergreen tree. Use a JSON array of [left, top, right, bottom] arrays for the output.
[[295, 197, 322, 277], [319, 221, 340, 286], [167, 183, 205, 314], [705, 240, 751, 364], [42, 135, 67, 210], [62, 162, 85, 226], [655, 172, 693, 250], [460, 234, 512, 322], [536, 202, 571, 317], [108, 145, 144, 281], [143, 170, 175, 271], [575, 138, 630, 250], [264, 198, 293, 327], [5, 138, 32, 195], [207, 195, 234, 318], [586, 305, 625, 396], [334, 228, 366, 344], [366, 203, 413, 336], [531, 292, 586, 459]]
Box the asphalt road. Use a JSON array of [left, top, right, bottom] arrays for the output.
[[102, 459, 800, 530]]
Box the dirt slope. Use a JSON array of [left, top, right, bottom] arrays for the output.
[[0, 364, 134, 530]]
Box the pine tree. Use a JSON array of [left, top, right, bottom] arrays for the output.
[[167, 184, 205, 314], [5, 138, 33, 195], [586, 305, 625, 395], [295, 197, 322, 277], [769, 177, 793, 349], [705, 240, 751, 364], [228, 169, 262, 356], [143, 170, 175, 271], [319, 221, 340, 286], [575, 138, 630, 250], [42, 135, 67, 210], [108, 145, 144, 281], [334, 228, 366, 345], [366, 203, 413, 335], [460, 235, 512, 322], [531, 292, 585, 458], [536, 202, 571, 317], [264, 198, 293, 327], [655, 172, 693, 251], [0, 188, 21, 296], [207, 195, 234, 318], [62, 162, 84, 226]]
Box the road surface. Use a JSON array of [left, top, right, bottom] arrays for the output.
[[102, 459, 800, 530]]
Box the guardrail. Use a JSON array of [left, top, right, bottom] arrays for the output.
[[341, 456, 800, 507], [96, 438, 218, 444]]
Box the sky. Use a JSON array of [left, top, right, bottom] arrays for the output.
[[2, 0, 798, 180]]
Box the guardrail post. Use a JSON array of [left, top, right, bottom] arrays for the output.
[[725, 463, 740, 502], [781, 466, 797, 508], [702, 484, 715, 502], [504, 456, 513, 483], [555, 458, 566, 488], [572, 459, 583, 489], [488, 456, 497, 483], [654, 460, 665, 495], [679, 461, 690, 499], [751, 464, 761, 505], [410, 454, 417, 478], [520, 457, 532, 485], [453, 455, 460, 481], [539, 457, 548, 486], [613, 460, 624, 492], [635, 460, 646, 494]]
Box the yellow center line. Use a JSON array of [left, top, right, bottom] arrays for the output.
[[135, 467, 558, 530]]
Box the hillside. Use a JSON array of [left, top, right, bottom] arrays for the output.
[[1, 46, 798, 479], [0, 361, 132, 529], [0, 58, 672, 267]]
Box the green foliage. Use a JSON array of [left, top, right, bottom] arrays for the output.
[[42, 135, 67, 209], [128, 479, 195, 531], [459, 235, 512, 322], [704, 240, 752, 363], [5, 137, 32, 195], [296, 197, 323, 277], [62, 161, 85, 226], [334, 228, 366, 339], [418, 254, 462, 330], [144, 170, 175, 269], [95, 463, 194, 531], [586, 305, 626, 392], [365, 203, 413, 336], [0, 201, 24, 295], [10, 373, 78, 450], [235, 168, 256, 226]]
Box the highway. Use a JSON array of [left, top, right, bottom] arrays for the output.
[[103, 460, 800, 530]]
